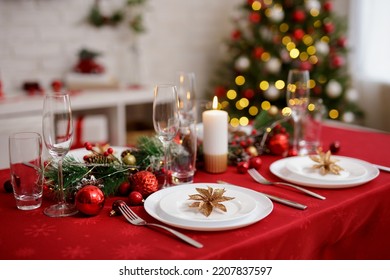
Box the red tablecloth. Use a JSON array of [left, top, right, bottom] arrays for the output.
[[1, 125, 390, 260]]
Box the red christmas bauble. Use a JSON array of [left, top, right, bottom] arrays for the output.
[[214, 86, 226, 98], [249, 156, 262, 170], [324, 22, 335, 34], [117, 181, 131, 196], [293, 29, 305, 41], [130, 171, 159, 198], [329, 141, 341, 153], [253, 47, 264, 59], [75, 185, 105, 216], [237, 161, 250, 174], [243, 88, 255, 99], [268, 133, 289, 156], [331, 55, 345, 68], [128, 191, 144, 206], [337, 37, 347, 48], [323, 1, 333, 11], [231, 30, 241, 40], [300, 61, 313, 71], [249, 12, 261, 23], [293, 10, 306, 22], [3, 179, 13, 193]]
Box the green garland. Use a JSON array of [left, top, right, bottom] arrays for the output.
[[44, 135, 162, 197], [87, 0, 147, 33], [44, 114, 287, 197]]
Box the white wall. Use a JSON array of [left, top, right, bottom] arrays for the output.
[[0, 0, 241, 98]]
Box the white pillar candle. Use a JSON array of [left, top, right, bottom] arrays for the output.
[[202, 96, 228, 173]]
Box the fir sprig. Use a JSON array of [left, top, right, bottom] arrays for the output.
[[43, 136, 164, 197], [132, 136, 164, 170]]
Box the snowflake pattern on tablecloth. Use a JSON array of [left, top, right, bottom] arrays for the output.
[[118, 226, 140, 238], [73, 218, 99, 225], [14, 247, 36, 258], [62, 245, 91, 259], [24, 223, 56, 238], [112, 243, 152, 259]]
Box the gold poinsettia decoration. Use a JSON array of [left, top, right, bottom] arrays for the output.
[[309, 148, 344, 175], [188, 186, 235, 217]]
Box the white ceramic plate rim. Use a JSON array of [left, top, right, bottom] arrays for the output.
[[270, 156, 379, 189], [144, 183, 273, 231], [158, 187, 257, 224], [284, 156, 368, 182]]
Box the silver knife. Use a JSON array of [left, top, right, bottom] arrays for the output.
[[217, 181, 307, 210]]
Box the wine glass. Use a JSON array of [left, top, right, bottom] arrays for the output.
[[153, 84, 180, 187], [42, 92, 78, 217], [286, 69, 310, 154], [177, 71, 196, 123]]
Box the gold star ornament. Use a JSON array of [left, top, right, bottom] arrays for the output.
[[188, 186, 235, 217], [309, 148, 344, 175]]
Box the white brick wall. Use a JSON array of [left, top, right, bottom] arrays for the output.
[[0, 0, 241, 98]]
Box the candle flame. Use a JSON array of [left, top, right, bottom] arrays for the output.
[[212, 96, 218, 110]]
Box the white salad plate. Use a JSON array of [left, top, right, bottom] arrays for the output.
[[270, 156, 380, 189], [158, 187, 257, 224], [144, 183, 273, 231]]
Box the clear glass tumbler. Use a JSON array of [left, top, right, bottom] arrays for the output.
[[9, 132, 43, 210], [170, 120, 197, 184]]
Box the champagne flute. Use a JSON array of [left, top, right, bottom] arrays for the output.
[[42, 92, 78, 217], [153, 84, 180, 187], [286, 69, 310, 155], [177, 71, 196, 123]]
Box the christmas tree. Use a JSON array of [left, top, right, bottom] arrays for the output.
[[210, 0, 363, 127]]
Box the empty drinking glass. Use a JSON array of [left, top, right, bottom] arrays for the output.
[[9, 132, 43, 210]]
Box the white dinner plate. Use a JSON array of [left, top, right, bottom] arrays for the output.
[[144, 183, 273, 231], [270, 156, 380, 189], [67, 146, 129, 162]]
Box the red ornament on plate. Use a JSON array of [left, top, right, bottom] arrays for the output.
[[75, 185, 105, 216]]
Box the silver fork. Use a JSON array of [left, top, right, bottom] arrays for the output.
[[116, 200, 203, 249], [248, 168, 326, 200]]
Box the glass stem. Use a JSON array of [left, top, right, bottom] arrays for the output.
[[293, 116, 301, 153], [162, 141, 170, 187], [57, 157, 65, 204]]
